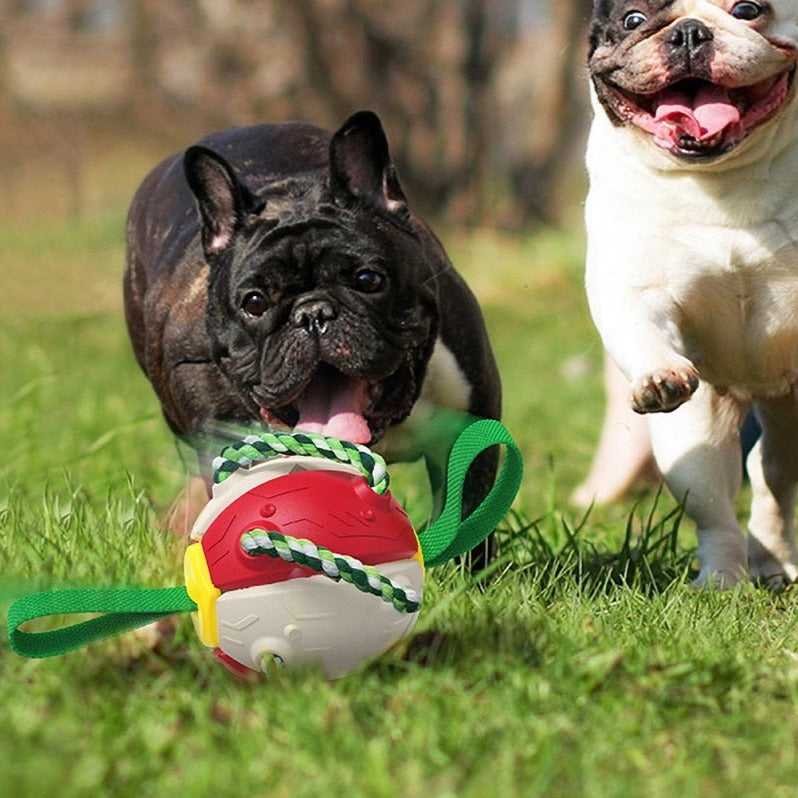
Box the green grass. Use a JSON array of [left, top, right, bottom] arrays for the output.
[[3, 214, 798, 797]]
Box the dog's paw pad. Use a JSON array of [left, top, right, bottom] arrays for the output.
[[631, 367, 699, 413]]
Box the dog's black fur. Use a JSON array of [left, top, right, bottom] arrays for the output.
[[124, 111, 501, 526]]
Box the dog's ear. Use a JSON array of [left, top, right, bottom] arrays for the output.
[[329, 110, 408, 216], [183, 145, 255, 256]]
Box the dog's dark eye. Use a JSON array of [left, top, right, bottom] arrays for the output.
[[353, 267, 385, 294], [622, 10, 647, 30], [731, 1, 763, 20], [241, 290, 269, 317]]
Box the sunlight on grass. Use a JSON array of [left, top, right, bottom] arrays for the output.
[[0, 214, 127, 316], [3, 214, 798, 798]]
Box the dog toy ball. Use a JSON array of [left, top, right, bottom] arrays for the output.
[[7, 418, 523, 679], [185, 436, 424, 678]]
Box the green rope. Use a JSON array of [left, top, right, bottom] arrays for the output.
[[240, 529, 421, 614], [213, 430, 389, 493]]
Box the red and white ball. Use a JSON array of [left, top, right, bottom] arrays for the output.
[[184, 456, 423, 679]]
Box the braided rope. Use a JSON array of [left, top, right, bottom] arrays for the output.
[[212, 430, 389, 494], [240, 529, 420, 614]]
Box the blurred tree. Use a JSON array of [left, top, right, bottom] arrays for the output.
[[496, 0, 593, 224], [282, 0, 517, 221], [1, 0, 592, 226]]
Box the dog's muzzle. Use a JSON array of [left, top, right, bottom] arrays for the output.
[[667, 18, 713, 61], [291, 297, 336, 335]]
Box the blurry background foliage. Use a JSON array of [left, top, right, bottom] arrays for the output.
[[0, 0, 592, 229]]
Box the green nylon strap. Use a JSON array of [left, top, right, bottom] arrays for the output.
[[6, 419, 522, 659], [7, 586, 195, 659], [418, 418, 523, 567]]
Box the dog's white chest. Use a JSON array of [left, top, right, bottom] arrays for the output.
[[664, 226, 798, 394]]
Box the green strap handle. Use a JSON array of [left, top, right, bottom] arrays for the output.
[[6, 419, 522, 659], [419, 418, 523, 566], [7, 586, 195, 659]]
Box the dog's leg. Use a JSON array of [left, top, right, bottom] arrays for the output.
[[572, 354, 658, 507], [746, 397, 798, 590], [586, 259, 701, 416], [648, 383, 749, 586]]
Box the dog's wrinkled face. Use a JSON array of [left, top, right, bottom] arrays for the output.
[[183, 112, 437, 445], [589, 0, 798, 160]]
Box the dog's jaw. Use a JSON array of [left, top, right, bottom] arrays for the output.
[[256, 361, 421, 446], [594, 68, 796, 160], [258, 367, 375, 444]]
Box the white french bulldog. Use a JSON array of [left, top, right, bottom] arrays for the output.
[[586, 0, 798, 586]]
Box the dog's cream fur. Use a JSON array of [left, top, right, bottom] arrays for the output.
[[586, 0, 798, 586]]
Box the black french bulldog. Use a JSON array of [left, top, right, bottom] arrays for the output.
[[124, 111, 501, 530]]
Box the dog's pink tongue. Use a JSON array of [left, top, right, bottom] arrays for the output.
[[295, 374, 372, 444], [652, 84, 740, 146]]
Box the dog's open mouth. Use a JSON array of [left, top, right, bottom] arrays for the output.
[[601, 68, 795, 158], [258, 364, 389, 445]]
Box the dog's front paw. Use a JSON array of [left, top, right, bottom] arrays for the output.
[[692, 557, 747, 590], [748, 537, 798, 592], [691, 567, 746, 590], [751, 570, 796, 592], [693, 530, 747, 589], [630, 365, 699, 414]]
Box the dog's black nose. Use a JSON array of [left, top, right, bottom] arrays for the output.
[[291, 297, 336, 334], [667, 18, 713, 54]]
